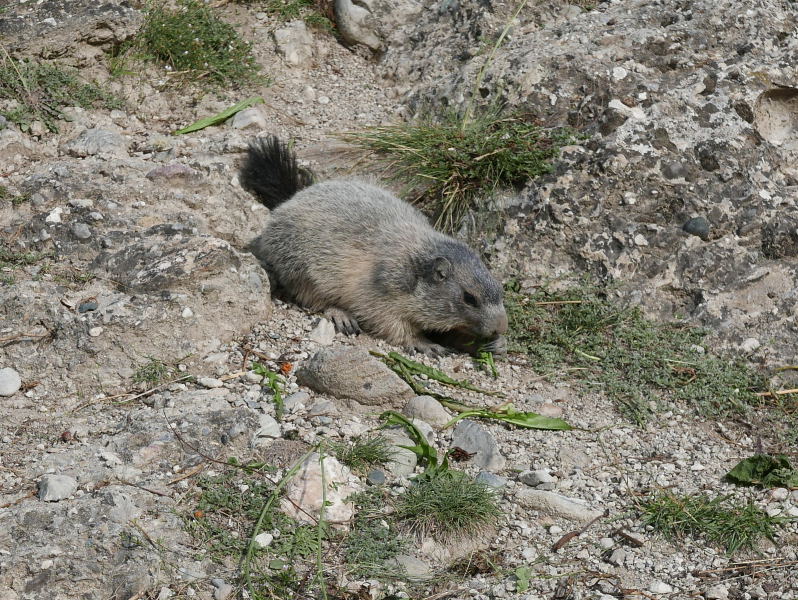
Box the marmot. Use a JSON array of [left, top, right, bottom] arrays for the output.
[[239, 136, 508, 355]]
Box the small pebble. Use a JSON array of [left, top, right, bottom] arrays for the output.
[[71, 222, 91, 240], [197, 377, 224, 389], [78, 301, 98, 313], [682, 216, 711, 240], [88, 327, 103, 337], [0, 367, 22, 396], [366, 469, 386, 485], [648, 581, 673, 594]]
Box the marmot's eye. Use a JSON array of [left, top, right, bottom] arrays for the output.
[[463, 291, 479, 307]]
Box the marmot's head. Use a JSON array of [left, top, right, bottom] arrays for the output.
[[412, 239, 508, 345]]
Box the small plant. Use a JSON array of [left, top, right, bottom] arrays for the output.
[[0, 248, 53, 268], [330, 434, 394, 473], [132, 357, 173, 387], [505, 281, 766, 424], [344, 488, 408, 579], [347, 109, 574, 232], [639, 491, 786, 554], [264, 0, 335, 32], [0, 52, 122, 133], [135, 0, 260, 85], [396, 470, 502, 540], [252, 362, 285, 419]]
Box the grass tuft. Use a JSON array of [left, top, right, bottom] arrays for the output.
[[132, 357, 173, 387], [346, 109, 574, 231], [344, 488, 408, 579], [640, 491, 785, 554], [131, 0, 260, 85], [264, 0, 335, 32], [396, 470, 502, 540], [505, 281, 766, 425], [0, 54, 122, 133], [330, 434, 394, 474]]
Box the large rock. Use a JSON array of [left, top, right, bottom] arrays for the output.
[[380, 0, 798, 366], [280, 453, 360, 528], [296, 347, 414, 406], [451, 419, 505, 471]]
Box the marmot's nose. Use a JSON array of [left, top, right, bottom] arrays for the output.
[[493, 309, 508, 336]]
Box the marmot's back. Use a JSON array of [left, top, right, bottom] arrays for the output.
[[241, 136, 508, 354]]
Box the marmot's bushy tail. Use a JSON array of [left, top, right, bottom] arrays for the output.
[[239, 136, 314, 209]]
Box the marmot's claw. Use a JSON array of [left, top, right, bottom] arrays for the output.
[[325, 308, 361, 336], [408, 340, 451, 357]]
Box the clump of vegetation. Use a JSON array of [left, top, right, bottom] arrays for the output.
[[0, 248, 53, 268], [640, 491, 785, 554], [128, 0, 260, 85], [330, 434, 394, 474], [0, 53, 123, 133], [347, 110, 575, 231], [505, 281, 766, 424], [344, 488, 407, 579], [132, 357, 173, 387], [263, 0, 335, 31], [396, 470, 502, 540]]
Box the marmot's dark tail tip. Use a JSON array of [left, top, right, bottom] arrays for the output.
[[239, 136, 315, 210]]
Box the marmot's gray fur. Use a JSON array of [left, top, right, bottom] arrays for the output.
[[240, 136, 508, 355]]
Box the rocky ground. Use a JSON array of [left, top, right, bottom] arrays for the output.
[[1, 0, 797, 599]]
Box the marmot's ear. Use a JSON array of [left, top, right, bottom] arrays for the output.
[[432, 256, 452, 281]]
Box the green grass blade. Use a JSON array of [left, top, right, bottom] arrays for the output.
[[174, 96, 264, 134]]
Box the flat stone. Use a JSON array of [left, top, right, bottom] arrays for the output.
[[308, 318, 336, 345], [229, 107, 268, 131], [71, 222, 91, 240], [64, 128, 128, 158], [648, 581, 673, 594], [38, 474, 78, 501], [253, 532, 274, 548], [146, 163, 202, 183], [402, 395, 451, 428], [0, 367, 22, 396], [252, 414, 280, 443], [197, 377, 224, 389], [451, 420, 505, 471], [519, 469, 557, 487], [515, 489, 602, 524], [366, 469, 386, 485], [381, 429, 417, 477], [682, 216, 711, 240], [475, 471, 508, 490], [386, 554, 432, 581], [297, 348, 414, 406]]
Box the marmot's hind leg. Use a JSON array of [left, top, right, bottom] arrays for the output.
[[324, 307, 362, 336]]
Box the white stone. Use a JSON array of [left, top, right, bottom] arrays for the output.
[[740, 337, 760, 352], [197, 377, 224, 389], [38, 474, 78, 501], [705, 584, 729, 600], [45, 207, 64, 223], [690, 462, 705, 471], [182, 307, 194, 319], [308, 318, 336, 345], [648, 581, 673, 594], [0, 368, 22, 396], [612, 66, 629, 80], [280, 453, 359, 528], [253, 532, 274, 548], [88, 327, 103, 337], [634, 233, 649, 246], [252, 414, 280, 442]]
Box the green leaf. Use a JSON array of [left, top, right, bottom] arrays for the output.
[[174, 96, 264, 134], [380, 410, 441, 472], [725, 454, 798, 488], [374, 351, 504, 397], [443, 404, 573, 431]]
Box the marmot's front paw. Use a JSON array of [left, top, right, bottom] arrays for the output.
[[407, 340, 451, 357], [324, 307, 361, 336]]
